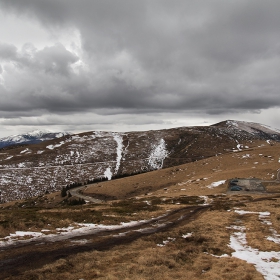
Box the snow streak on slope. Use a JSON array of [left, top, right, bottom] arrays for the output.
[[46, 141, 65, 150], [148, 139, 168, 169], [113, 133, 123, 174]]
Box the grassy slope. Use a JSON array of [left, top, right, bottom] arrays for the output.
[[1, 140, 280, 280]]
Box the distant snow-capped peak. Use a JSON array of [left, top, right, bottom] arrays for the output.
[[0, 130, 70, 149], [225, 120, 280, 135]]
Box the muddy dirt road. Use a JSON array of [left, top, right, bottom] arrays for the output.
[[0, 205, 210, 279], [69, 185, 103, 203]]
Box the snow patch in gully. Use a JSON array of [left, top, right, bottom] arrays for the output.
[[104, 167, 112, 180], [148, 139, 169, 169], [113, 133, 123, 174], [103, 133, 123, 180]]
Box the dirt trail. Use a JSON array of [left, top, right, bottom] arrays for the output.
[[0, 205, 209, 279], [2, 194, 279, 279], [69, 186, 103, 203]]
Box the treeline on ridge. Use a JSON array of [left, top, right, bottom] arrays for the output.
[[60, 168, 150, 198]]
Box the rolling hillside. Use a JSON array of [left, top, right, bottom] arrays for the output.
[[0, 120, 279, 203], [0, 134, 280, 280]]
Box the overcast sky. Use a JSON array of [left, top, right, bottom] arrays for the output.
[[0, 0, 280, 137]]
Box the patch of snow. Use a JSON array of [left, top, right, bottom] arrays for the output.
[[208, 253, 229, 258], [113, 232, 128, 237], [242, 154, 250, 158], [46, 141, 65, 150], [70, 135, 80, 141], [182, 232, 193, 238], [157, 237, 176, 247], [234, 210, 270, 216], [177, 181, 191, 186], [259, 212, 271, 218], [104, 167, 112, 180], [229, 228, 280, 280], [20, 148, 30, 154], [199, 196, 212, 205], [148, 139, 169, 169], [267, 235, 280, 244], [227, 225, 244, 231], [10, 231, 43, 238], [267, 227, 280, 245], [207, 180, 226, 189]]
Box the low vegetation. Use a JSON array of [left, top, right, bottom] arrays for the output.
[[1, 141, 280, 279], [7, 194, 275, 280]]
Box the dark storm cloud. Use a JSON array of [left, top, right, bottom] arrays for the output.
[[0, 0, 280, 119]]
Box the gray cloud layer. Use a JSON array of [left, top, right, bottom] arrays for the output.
[[0, 0, 280, 121]]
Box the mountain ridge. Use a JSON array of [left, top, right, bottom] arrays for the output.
[[0, 120, 280, 203], [0, 130, 70, 149]]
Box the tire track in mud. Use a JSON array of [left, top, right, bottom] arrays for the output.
[[0, 205, 210, 279]]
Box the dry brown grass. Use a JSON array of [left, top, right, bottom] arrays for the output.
[[81, 141, 280, 200], [2, 141, 280, 279], [11, 205, 265, 280], [265, 184, 280, 192]]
